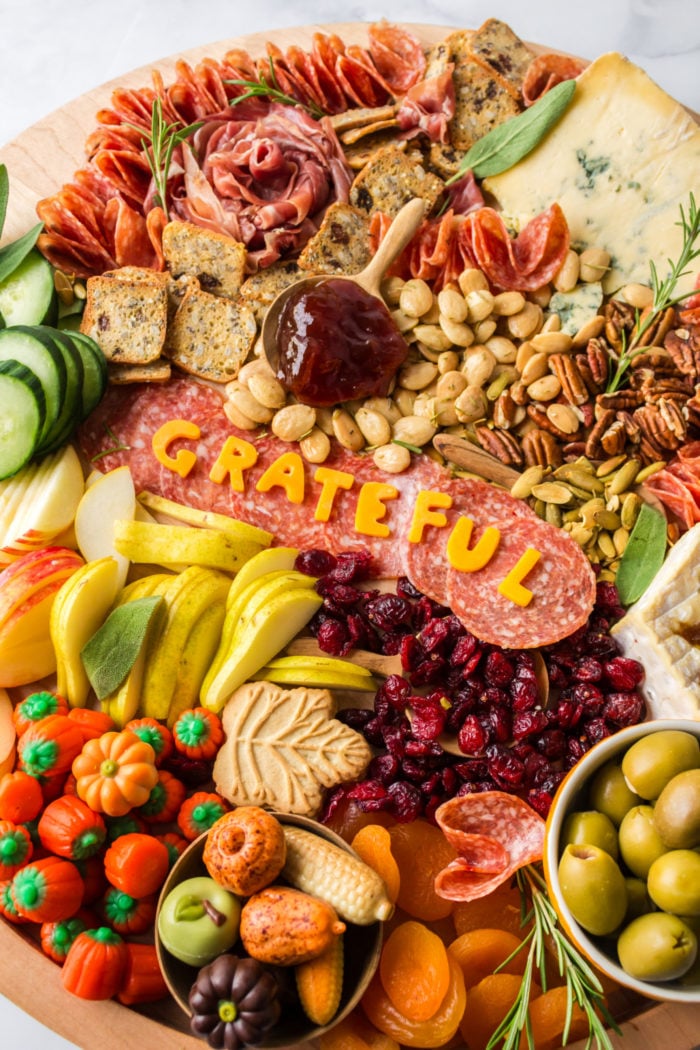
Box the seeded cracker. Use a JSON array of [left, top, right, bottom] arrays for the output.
[[468, 18, 534, 101], [80, 271, 168, 364], [349, 143, 444, 217], [107, 359, 172, 384], [161, 219, 248, 299], [239, 259, 304, 321], [297, 202, 372, 276], [425, 30, 521, 151], [164, 284, 256, 383]]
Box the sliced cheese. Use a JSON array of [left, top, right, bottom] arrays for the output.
[[611, 524, 700, 719], [485, 52, 700, 295]]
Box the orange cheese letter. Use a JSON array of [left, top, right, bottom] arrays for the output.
[[355, 481, 399, 538], [446, 516, 500, 571], [408, 490, 452, 543], [498, 548, 541, 607], [209, 435, 258, 491], [313, 467, 355, 522], [256, 451, 305, 504], [152, 419, 200, 478]]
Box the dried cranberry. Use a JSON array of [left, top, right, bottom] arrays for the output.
[[326, 549, 372, 583], [405, 739, 444, 759], [458, 715, 491, 756], [479, 686, 509, 709], [583, 629, 618, 657], [400, 635, 424, 671], [295, 549, 337, 576], [534, 729, 567, 760], [441, 766, 458, 794], [603, 657, 645, 691], [369, 754, 400, 784], [569, 683, 605, 714], [486, 745, 525, 789], [510, 678, 539, 711], [488, 704, 512, 742], [460, 650, 484, 679], [347, 779, 387, 803], [457, 779, 497, 796], [585, 717, 612, 744], [382, 723, 409, 757], [450, 632, 479, 666], [512, 709, 549, 740], [567, 737, 589, 763], [602, 692, 646, 727], [414, 595, 449, 628], [410, 656, 447, 686], [548, 661, 571, 689], [484, 650, 515, 687], [316, 617, 351, 656], [553, 698, 584, 730], [164, 754, 212, 786], [387, 781, 422, 822], [527, 789, 555, 818], [410, 697, 447, 741], [421, 772, 442, 795], [347, 612, 378, 650], [376, 674, 411, 710], [595, 581, 625, 620], [397, 576, 423, 600], [572, 656, 603, 682], [359, 718, 385, 749], [336, 708, 373, 732], [381, 627, 412, 654], [365, 594, 413, 630]]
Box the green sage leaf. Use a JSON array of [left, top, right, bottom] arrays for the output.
[[81, 595, 164, 700], [0, 227, 44, 284], [448, 79, 577, 183], [615, 502, 668, 605], [0, 165, 8, 240]]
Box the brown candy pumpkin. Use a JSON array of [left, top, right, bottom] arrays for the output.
[[189, 954, 281, 1049]]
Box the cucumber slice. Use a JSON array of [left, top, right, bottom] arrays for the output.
[[0, 360, 46, 479], [65, 330, 108, 418], [34, 330, 84, 455], [0, 326, 67, 445], [0, 249, 57, 327]]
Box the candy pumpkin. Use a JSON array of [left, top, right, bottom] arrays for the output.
[[10, 856, 84, 922], [117, 942, 169, 1005], [0, 820, 33, 879], [72, 730, 158, 817], [100, 887, 156, 935], [0, 770, 43, 823], [40, 915, 89, 963], [13, 691, 69, 736], [62, 926, 128, 999], [177, 791, 229, 841], [172, 707, 223, 760], [137, 769, 186, 824], [125, 717, 173, 766], [38, 795, 106, 860], [18, 715, 84, 779], [104, 832, 170, 897]]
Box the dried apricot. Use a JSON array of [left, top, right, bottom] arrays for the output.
[[325, 798, 394, 843], [380, 921, 451, 1022], [388, 820, 457, 922], [345, 1008, 401, 1050], [521, 985, 590, 1050], [320, 1016, 372, 1050], [361, 949, 466, 1047], [459, 973, 537, 1050], [351, 825, 400, 904], [449, 928, 527, 989], [452, 879, 531, 939]]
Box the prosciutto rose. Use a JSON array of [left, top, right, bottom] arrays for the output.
[[170, 99, 353, 268]]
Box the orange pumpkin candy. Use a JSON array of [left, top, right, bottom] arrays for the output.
[[62, 927, 128, 1000], [10, 856, 84, 922], [72, 730, 158, 817]]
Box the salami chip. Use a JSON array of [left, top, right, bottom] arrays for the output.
[[460, 204, 570, 292], [522, 53, 587, 106], [434, 792, 545, 902], [367, 23, 426, 94], [445, 513, 596, 650]]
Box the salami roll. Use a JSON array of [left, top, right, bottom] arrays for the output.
[[522, 53, 587, 106], [367, 22, 426, 94], [434, 792, 545, 902]]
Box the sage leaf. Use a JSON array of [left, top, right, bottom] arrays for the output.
[[615, 502, 668, 605], [0, 165, 8, 240], [0, 225, 44, 284], [81, 595, 164, 700], [448, 79, 576, 183]]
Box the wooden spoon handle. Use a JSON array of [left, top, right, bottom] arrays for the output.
[[285, 636, 403, 676], [433, 433, 522, 488], [355, 197, 426, 297]]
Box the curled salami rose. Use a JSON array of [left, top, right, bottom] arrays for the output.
[[522, 53, 587, 106], [434, 792, 545, 902], [171, 99, 353, 268]]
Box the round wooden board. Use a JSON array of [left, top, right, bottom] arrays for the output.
[[0, 21, 698, 1050]]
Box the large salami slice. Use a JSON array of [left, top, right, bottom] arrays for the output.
[[79, 376, 596, 649], [434, 792, 545, 902]]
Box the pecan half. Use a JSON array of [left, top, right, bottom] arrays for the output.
[[521, 428, 562, 468], [631, 305, 677, 349], [584, 407, 615, 459], [584, 337, 611, 388], [604, 300, 636, 351], [634, 401, 686, 453], [600, 418, 626, 455], [475, 424, 523, 466], [665, 324, 700, 379], [548, 354, 588, 406], [526, 404, 577, 441], [596, 390, 643, 411]]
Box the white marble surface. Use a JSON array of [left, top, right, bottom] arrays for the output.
[[0, 0, 699, 1046]]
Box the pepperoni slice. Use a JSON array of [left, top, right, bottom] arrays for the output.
[[522, 53, 587, 106], [434, 792, 545, 902], [367, 22, 426, 94], [460, 204, 570, 292]]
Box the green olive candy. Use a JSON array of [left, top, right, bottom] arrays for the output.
[[558, 843, 627, 936], [562, 810, 619, 859], [653, 768, 700, 849], [157, 876, 242, 967], [588, 760, 641, 826], [623, 877, 652, 923], [621, 730, 700, 801], [618, 805, 669, 879], [647, 850, 700, 916], [617, 912, 697, 982]]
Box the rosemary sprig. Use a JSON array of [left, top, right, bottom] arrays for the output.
[[607, 192, 700, 392], [225, 58, 325, 120], [486, 865, 620, 1050], [136, 98, 202, 220], [89, 424, 131, 462]]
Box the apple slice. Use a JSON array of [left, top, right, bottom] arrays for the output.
[[0, 546, 85, 628], [0, 445, 85, 564], [74, 465, 136, 590], [50, 556, 123, 707], [0, 688, 17, 776]]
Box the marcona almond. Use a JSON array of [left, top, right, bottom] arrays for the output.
[[399, 278, 434, 318], [228, 386, 275, 425], [354, 407, 392, 447], [436, 370, 468, 400], [507, 302, 543, 341], [519, 351, 549, 386], [437, 286, 469, 323], [362, 397, 402, 424], [492, 291, 526, 317], [373, 442, 412, 473], [299, 427, 331, 464], [331, 408, 364, 451], [553, 249, 580, 293], [398, 359, 439, 390], [531, 330, 572, 354], [458, 268, 488, 295], [224, 399, 258, 430], [392, 414, 437, 446], [272, 404, 317, 443], [247, 372, 287, 410]]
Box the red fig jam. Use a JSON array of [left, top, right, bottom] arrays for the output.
[[274, 278, 408, 406]]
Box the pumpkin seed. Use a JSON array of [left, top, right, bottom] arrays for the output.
[[606, 458, 641, 496], [531, 482, 573, 505], [510, 465, 546, 500]]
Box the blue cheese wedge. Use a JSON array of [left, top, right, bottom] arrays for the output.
[[549, 282, 603, 336], [484, 53, 700, 296], [611, 524, 700, 720]]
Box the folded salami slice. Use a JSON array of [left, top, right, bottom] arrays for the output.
[[434, 792, 545, 902]]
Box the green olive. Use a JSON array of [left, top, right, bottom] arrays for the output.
[[588, 760, 641, 826], [617, 912, 697, 982], [647, 850, 700, 916], [653, 768, 700, 849], [562, 810, 619, 859], [618, 805, 669, 879], [558, 843, 627, 936], [624, 877, 652, 923], [621, 730, 700, 801]]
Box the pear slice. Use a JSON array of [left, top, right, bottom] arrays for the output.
[[166, 598, 228, 727], [50, 556, 123, 707], [137, 490, 273, 547], [75, 465, 136, 589], [0, 445, 84, 563], [264, 655, 372, 676], [113, 519, 265, 573], [201, 588, 324, 712], [251, 665, 377, 691], [226, 546, 300, 611]]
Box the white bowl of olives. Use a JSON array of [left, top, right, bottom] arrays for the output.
[[543, 719, 700, 1003]]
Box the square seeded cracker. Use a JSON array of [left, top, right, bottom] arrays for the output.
[[239, 260, 304, 322], [298, 202, 371, 276], [164, 285, 257, 383], [349, 144, 444, 217], [425, 30, 521, 151], [468, 18, 534, 101], [162, 220, 248, 299], [80, 270, 168, 364]]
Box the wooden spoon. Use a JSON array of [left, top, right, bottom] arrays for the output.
[[433, 433, 521, 489], [261, 196, 426, 374]]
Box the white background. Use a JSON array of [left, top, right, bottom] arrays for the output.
[[0, 0, 699, 1046]]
